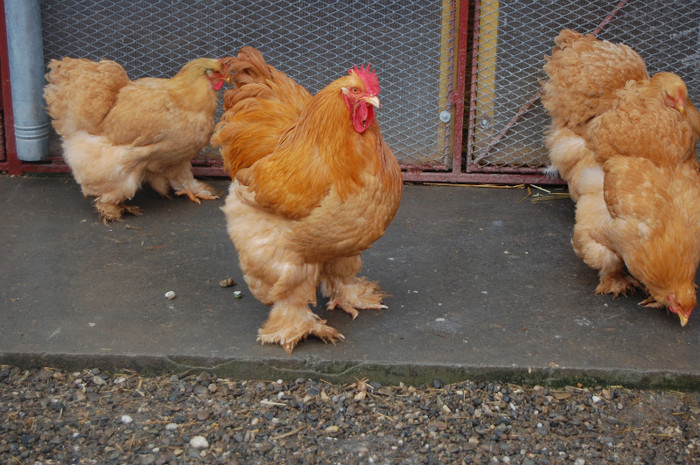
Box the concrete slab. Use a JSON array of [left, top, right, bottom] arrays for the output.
[[0, 175, 697, 389]]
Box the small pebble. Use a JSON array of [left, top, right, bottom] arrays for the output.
[[121, 415, 133, 425], [233, 290, 243, 299], [219, 278, 236, 287], [164, 291, 176, 300], [189, 436, 209, 449]]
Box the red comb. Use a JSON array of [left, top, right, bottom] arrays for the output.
[[349, 63, 380, 95]]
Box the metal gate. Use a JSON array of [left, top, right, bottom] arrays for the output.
[[0, 1, 698, 183], [465, 0, 700, 182]]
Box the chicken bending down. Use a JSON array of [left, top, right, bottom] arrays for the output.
[[595, 157, 700, 327], [44, 57, 231, 222], [211, 47, 403, 353], [542, 29, 700, 326]]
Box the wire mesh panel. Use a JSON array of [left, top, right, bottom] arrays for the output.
[[467, 0, 700, 173], [40, 0, 456, 167]]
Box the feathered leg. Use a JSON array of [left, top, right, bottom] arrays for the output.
[[572, 197, 640, 295], [320, 255, 388, 319], [163, 160, 218, 203], [258, 300, 344, 354], [148, 175, 172, 198], [92, 186, 142, 223], [224, 182, 346, 353], [251, 259, 344, 353]]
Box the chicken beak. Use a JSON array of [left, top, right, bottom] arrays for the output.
[[678, 312, 689, 327], [364, 96, 380, 109]]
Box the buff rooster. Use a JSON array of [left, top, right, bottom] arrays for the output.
[[44, 57, 230, 222], [211, 47, 403, 353], [542, 29, 700, 326]]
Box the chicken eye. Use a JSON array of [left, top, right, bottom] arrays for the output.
[[351, 87, 360, 94]]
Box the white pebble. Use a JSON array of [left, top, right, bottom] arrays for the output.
[[575, 459, 585, 465], [233, 290, 242, 298], [592, 395, 602, 404], [165, 291, 176, 300], [121, 415, 133, 424], [165, 423, 178, 431], [190, 436, 209, 449]]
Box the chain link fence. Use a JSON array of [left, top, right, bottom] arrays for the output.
[[37, 1, 700, 178], [40, 0, 456, 167], [467, 0, 700, 173]]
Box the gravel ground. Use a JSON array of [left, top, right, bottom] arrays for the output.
[[0, 366, 698, 465]]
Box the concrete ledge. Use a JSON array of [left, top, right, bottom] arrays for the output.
[[1, 176, 698, 389]]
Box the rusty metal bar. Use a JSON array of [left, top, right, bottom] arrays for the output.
[[464, 0, 480, 169], [449, 0, 470, 174], [402, 170, 561, 185]]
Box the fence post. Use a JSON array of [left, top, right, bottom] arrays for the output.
[[4, 0, 49, 161]]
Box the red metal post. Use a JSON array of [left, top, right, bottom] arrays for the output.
[[450, 0, 469, 175], [0, 0, 22, 175]]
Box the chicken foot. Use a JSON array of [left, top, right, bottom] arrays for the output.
[[94, 198, 143, 223], [638, 296, 664, 308], [257, 301, 344, 354], [320, 257, 388, 319], [322, 276, 388, 319], [175, 187, 218, 203], [166, 164, 219, 203], [174, 177, 218, 203], [595, 272, 641, 296]]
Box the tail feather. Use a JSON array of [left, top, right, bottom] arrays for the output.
[[221, 46, 276, 107], [211, 47, 312, 178], [44, 58, 129, 136]]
